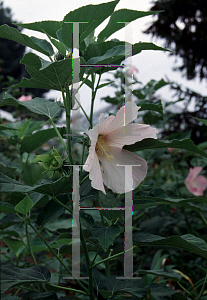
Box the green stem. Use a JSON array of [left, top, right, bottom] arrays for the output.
[[96, 192, 110, 276], [112, 194, 121, 207], [14, 287, 21, 296], [72, 93, 90, 124], [198, 212, 207, 227], [181, 207, 193, 234], [80, 174, 89, 185], [27, 220, 88, 295], [73, 73, 91, 100], [50, 118, 68, 153], [46, 282, 88, 295], [80, 140, 86, 180], [52, 196, 72, 214], [25, 222, 37, 265], [63, 88, 74, 165], [21, 153, 29, 175], [91, 244, 102, 266], [79, 222, 96, 300], [96, 192, 106, 225], [52, 195, 95, 298], [89, 73, 102, 129], [177, 281, 194, 297], [105, 249, 110, 277], [91, 245, 137, 269], [19, 152, 23, 182], [57, 249, 61, 285], [197, 274, 207, 300]]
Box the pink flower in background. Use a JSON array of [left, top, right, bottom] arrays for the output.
[[18, 95, 32, 102], [126, 65, 139, 80], [185, 167, 207, 196], [83, 102, 158, 194]]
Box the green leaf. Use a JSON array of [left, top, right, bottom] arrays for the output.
[[0, 295, 20, 300], [26, 292, 58, 300], [86, 44, 127, 65], [98, 9, 163, 43], [61, 0, 120, 48], [16, 118, 31, 138], [97, 81, 114, 89], [20, 127, 65, 153], [0, 163, 17, 178], [0, 202, 16, 213], [0, 120, 45, 135], [14, 20, 62, 39], [1, 93, 61, 119], [0, 264, 51, 293], [10, 52, 86, 91], [154, 78, 169, 90], [7, 77, 54, 90], [15, 195, 33, 215], [0, 25, 53, 57], [30, 36, 54, 56], [192, 117, 207, 126], [3, 237, 25, 257], [124, 138, 207, 159], [133, 194, 207, 213], [22, 163, 46, 186], [45, 32, 66, 56], [37, 194, 70, 227], [101, 96, 119, 105], [133, 233, 207, 259], [30, 192, 46, 206], [138, 267, 182, 281], [80, 211, 95, 226], [81, 78, 93, 89], [84, 41, 169, 75], [135, 99, 163, 115], [91, 224, 121, 252], [0, 214, 23, 230], [80, 174, 98, 202], [0, 173, 72, 196]]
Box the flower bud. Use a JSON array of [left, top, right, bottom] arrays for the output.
[[36, 147, 63, 178]]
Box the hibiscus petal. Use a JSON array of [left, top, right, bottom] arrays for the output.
[[104, 123, 158, 148], [83, 152, 106, 194], [99, 115, 115, 134], [88, 122, 100, 160], [99, 147, 147, 194], [193, 175, 207, 189], [186, 167, 203, 182], [99, 102, 140, 135]]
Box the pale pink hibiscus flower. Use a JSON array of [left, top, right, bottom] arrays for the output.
[[185, 167, 207, 196], [83, 102, 158, 194], [18, 95, 32, 102], [126, 65, 139, 80]]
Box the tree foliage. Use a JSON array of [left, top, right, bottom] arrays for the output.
[[0, 1, 49, 100], [144, 0, 207, 81]]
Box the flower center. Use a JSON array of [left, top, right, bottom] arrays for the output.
[[95, 136, 114, 162]]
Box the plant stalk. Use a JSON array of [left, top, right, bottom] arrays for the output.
[[27, 220, 88, 295]]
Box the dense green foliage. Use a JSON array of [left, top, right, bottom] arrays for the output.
[[0, 1, 207, 299]]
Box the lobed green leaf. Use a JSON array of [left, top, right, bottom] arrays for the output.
[[0, 25, 53, 57], [1, 93, 61, 119], [0, 264, 51, 293], [61, 0, 120, 48], [133, 233, 207, 259]]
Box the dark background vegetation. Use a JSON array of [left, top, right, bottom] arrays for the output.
[[144, 0, 207, 146]]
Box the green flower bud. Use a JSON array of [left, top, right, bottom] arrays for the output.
[[36, 147, 63, 177]]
